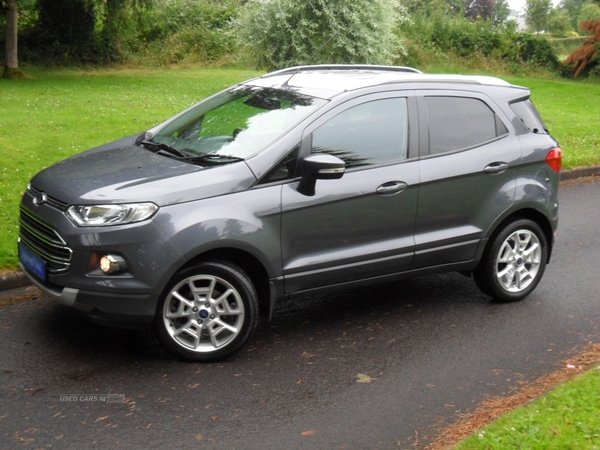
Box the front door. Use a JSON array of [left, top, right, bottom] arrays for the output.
[[280, 94, 420, 293]]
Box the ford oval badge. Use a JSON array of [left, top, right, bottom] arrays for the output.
[[33, 192, 48, 206]]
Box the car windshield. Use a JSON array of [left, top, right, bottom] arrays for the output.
[[144, 86, 326, 160]]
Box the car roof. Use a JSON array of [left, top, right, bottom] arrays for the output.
[[245, 65, 517, 100]]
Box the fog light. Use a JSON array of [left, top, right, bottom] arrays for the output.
[[100, 255, 127, 274]]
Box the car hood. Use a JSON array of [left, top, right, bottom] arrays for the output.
[[30, 135, 257, 206]]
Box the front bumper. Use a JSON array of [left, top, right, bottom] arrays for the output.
[[22, 263, 156, 329]]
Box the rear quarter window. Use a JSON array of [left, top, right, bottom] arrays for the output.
[[425, 96, 508, 155], [510, 99, 548, 135]]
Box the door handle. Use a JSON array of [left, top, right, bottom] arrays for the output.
[[376, 181, 407, 196], [484, 162, 509, 174]]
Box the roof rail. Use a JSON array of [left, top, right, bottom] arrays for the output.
[[263, 64, 423, 78]]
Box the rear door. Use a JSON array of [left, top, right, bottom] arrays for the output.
[[281, 92, 419, 293], [411, 91, 520, 269]]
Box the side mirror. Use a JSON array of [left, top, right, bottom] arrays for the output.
[[297, 154, 345, 196]]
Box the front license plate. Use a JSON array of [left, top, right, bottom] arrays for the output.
[[19, 243, 46, 281]]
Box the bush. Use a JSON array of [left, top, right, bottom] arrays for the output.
[[235, 0, 409, 70], [401, 12, 561, 73], [515, 34, 561, 69], [126, 0, 240, 65], [548, 36, 586, 59], [4, 0, 240, 66]]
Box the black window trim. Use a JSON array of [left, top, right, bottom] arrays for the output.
[[419, 133, 509, 161], [255, 145, 301, 186]]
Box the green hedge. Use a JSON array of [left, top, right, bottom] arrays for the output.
[[403, 13, 561, 72]]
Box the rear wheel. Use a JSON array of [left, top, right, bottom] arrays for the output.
[[153, 260, 258, 362], [474, 219, 548, 302]]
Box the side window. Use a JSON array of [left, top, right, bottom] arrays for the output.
[[311, 98, 408, 168], [510, 99, 548, 134], [425, 96, 508, 155]]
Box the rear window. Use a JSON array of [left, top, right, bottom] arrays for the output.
[[510, 99, 548, 134], [425, 96, 508, 155]]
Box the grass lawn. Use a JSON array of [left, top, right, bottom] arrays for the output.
[[507, 76, 600, 170], [0, 67, 599, 270], [454, 366, 600, 449], [0, 66, 261, 270]]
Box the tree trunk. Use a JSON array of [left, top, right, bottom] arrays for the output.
[[3, 0, 25, 79]]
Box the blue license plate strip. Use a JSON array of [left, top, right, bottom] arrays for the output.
[[19, 243, 46, 280]]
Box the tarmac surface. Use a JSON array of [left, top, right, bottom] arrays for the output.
[[1, 169, 599, 448]]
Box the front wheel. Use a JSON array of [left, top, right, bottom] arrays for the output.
[[153, 260, 258, 362], [474, 219, 548, 302]]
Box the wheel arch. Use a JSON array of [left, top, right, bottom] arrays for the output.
[[181, 247, 273, 319], [489, 208, 555, 263]]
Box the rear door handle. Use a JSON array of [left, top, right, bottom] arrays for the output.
[[376, 181, 407, 196], [484, 162, 509, 174]]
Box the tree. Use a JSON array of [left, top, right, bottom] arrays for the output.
[[34, 0, 97, 63], [563, 19, 600, 76], [526, 0, 552, 33], [548, 7, 574, 35], [579, 1, 600, 26], [559, 0, 588, 29], [492, 0, 511, 24], [402, 0, 466, 16], [80, 0, 154, 61], [2, 0, 24, 79], [237, 0, 409, 70], [405, 0, 450, 15], [465, 0, 494, 20], [447, 0, 465, 15]]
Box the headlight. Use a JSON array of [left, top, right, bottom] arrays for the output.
[[67, 203, 159, 227]]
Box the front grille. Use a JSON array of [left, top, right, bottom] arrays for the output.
[[19, 206, 73, 274]]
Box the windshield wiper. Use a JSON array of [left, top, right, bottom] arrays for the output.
[[189, 154, 245, 165], [139, 139, 188, 158], [139, 139, 243, 166]]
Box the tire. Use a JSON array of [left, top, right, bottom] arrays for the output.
[[153, 260, 258, 362], [473, 219, 548, 302]]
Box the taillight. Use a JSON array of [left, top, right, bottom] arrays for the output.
[[545, 147, 562, 173]]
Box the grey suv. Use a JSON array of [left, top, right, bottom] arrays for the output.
[[19, 65, 562, 361]]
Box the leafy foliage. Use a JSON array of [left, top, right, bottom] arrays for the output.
[[134, 0, 240, 64], [491, 0, 511, 25], [465, 0, 494, 21], [564, 19, 600, 77], [1, 0, 241, 65], [402, 11, 560, 71], [516, 33, 561, 69], [548, 8, 575, 37], [405, 0, 463, 16], [579, 1, 600, 25], [235, 0, 409, 70], [526, 0, 552, 33], [89, 0, 154, 61], [21, 0, 98, 64], [561, 0, 589, 30]]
